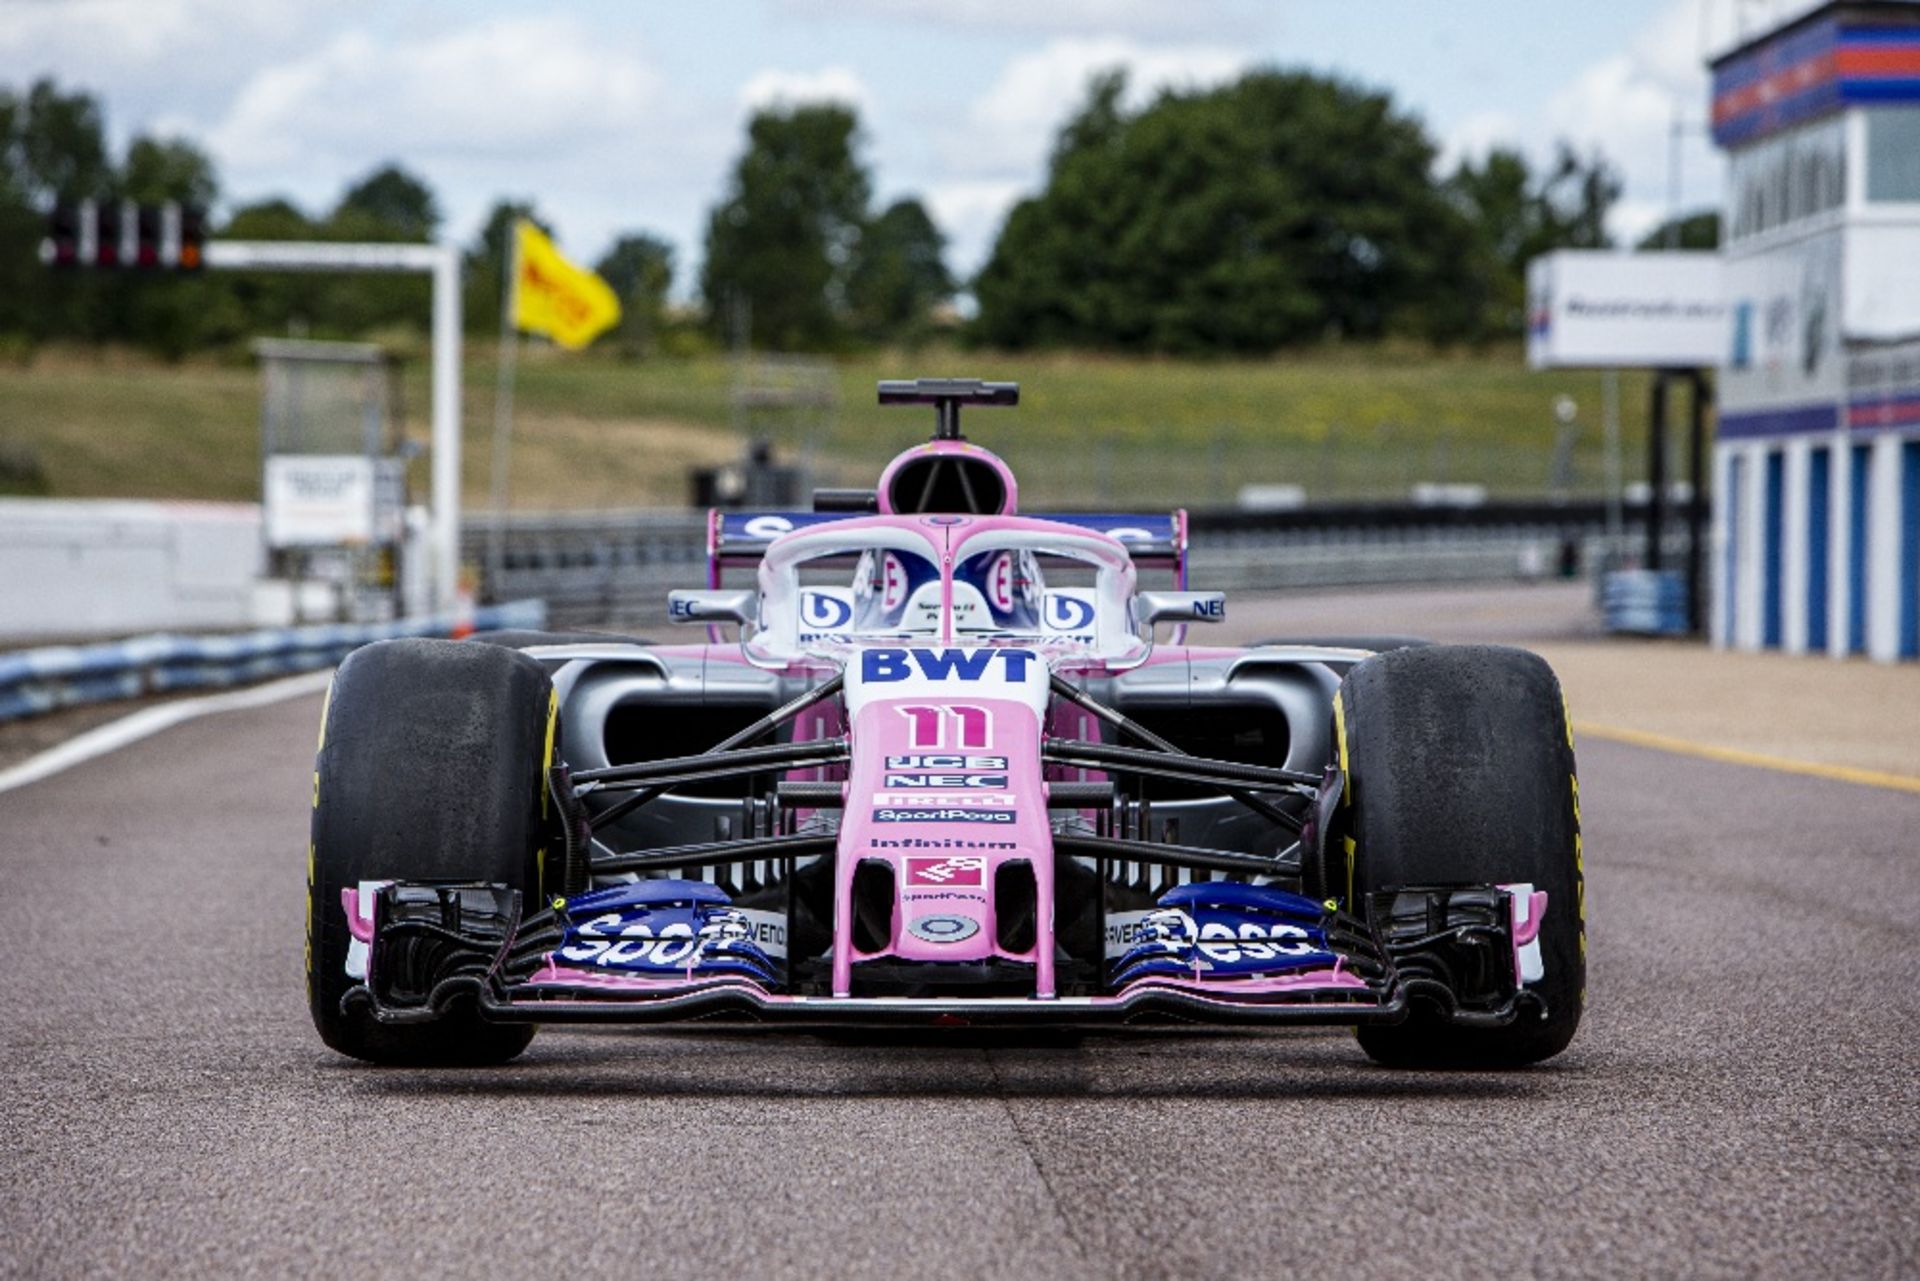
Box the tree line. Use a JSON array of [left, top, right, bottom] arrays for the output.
[[0, 71, 1711, 359]]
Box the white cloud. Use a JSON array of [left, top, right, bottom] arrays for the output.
[[1540, 0, 1725, 239], [738, 66, 872, 115], [3, 0, 1818, 299], [178, 14, 718, 266], [920, 36, 1247, 274], [0, 0, 345, 139], [770, 0, 1264, 40], [924, 177, 1029, 278], [1438, 109, 1525, 170], [0, 0, 316, 72], [950, 36, 1249, 180], [207, 18, 665, 172], [1609, 196, 1672, 248], [1439, 0, 1758, 242]]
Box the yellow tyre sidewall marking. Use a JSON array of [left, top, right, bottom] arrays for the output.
[[306, 675, 335, 984], [536, 686, 559, 898], [1332, 690, 1354, 906], [1564, 686, 1587, 1007]]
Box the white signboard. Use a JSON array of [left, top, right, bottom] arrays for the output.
[[1720, 226, 1844, 418], [1527, 251, 1727, 369], [264, 455, 376, 547]]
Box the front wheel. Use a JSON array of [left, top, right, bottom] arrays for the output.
[[1334, 644, 1584, 1068], [308, 638, 557, 1065]]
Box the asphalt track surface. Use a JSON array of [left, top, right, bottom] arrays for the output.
[[4, 614, 1918, 1278]]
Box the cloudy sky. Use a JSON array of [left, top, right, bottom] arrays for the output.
[[0, 0, 1816, 292]]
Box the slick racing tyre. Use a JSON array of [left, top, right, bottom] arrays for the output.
[[308, 638, 558, 1066], [1253, 635, 1431, 654], [466, 629, 652, 648], [1333, 644, 1584, 1069]]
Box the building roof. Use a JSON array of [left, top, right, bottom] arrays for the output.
[[1710, 0, 1920, 70], [1711, 0, 1920, 147]]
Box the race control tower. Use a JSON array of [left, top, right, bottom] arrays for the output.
[[1710, 0, 1920, 661]]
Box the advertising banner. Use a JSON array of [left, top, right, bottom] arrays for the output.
[[1527, 251, 1727, 370]]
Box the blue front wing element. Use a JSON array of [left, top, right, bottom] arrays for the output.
[[550, 880, 1332, 992], [1110, 882, 1337, 987], [551, 880, 782, 984]]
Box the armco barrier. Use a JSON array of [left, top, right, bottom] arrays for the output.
[[0, 600, 546, 724]]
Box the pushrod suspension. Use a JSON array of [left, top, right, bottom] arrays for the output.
[[577, 740, 848, 790], [584, 674, 844, 831], [1043, 737, 1320, 788], [1046, 676, 1308, 833], [1053, 832, 1299, 877], [774, 780, 1115, 808], [592, 832, 837, 877]]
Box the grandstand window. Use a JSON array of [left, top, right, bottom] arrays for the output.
[[1864, 109, 1920, 203], [1727, 115, 1847, 241]]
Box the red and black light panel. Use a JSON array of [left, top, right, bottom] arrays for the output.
[[136, 204, 162, 268], [46, 203, 81, 266], [42, 200, 207, 270], [93, 201, 121, 267], [178, 205, 205, 271]]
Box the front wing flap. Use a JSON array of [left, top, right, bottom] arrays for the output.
[[341, 878, 1555, 1031]]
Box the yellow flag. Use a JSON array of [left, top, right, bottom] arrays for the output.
[[510, 219, 620, 350]]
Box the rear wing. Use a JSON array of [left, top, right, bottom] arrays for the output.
[[706, 509, 1189, 585]]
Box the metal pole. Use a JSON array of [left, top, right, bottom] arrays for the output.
[[204, 240, 465, 613], [486, 335, 518, 605], [1647, 371, 1670, 571], [1603, 369, 1624, 567], [1666, 108, 1684, 250], [1686, 369, 1711, 635], [487, 230, 520, 604], [429, 246, 462, 613]]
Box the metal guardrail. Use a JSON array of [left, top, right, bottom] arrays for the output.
[[467, 502, 1669, 629], [467, 511, 706, 630], [0, 600, 546, 723]]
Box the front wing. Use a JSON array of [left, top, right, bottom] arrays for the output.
[[341, 881, 1547, 1031]]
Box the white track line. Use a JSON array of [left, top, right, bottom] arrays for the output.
[[0, 669, 333, 796]]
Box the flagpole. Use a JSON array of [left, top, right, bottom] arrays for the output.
[[486, 224, 520, 603]]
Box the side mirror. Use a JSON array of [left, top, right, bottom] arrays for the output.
[[1134, 591, 1226, 627], [667, 589, 759, 627]]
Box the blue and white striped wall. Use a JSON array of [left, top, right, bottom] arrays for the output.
[[1715, 424, 1920, 661]]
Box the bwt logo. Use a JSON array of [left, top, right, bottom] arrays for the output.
[[801, 591, 853, 629], [861, 648, 1036, 683], [1045, 596, 1095, 631]]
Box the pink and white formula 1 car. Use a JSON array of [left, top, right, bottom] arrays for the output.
[[308, 379, 1584, 1070]]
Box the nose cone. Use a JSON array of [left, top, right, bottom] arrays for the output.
[[831, 643, 1057, 995]]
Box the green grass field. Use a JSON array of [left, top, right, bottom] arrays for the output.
[[0, 343, 1658, 510]]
